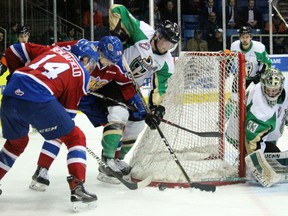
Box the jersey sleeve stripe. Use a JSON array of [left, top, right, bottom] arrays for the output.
[[10, 43, 31, 65]]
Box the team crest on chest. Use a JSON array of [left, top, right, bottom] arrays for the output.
[[88, 76, 108, 92]]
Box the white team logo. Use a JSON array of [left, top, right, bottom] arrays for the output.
[[15, 89, 24, 96]]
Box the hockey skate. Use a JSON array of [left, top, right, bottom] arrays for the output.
[[115, 159, 132, 180], [29, 166, 50, 191], [67, 175, 97, 212], [97, 155, 123, 184]]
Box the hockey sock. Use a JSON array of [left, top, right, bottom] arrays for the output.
[[119, 139, 136, 160], [60, 126, 87, 181], [0, 136, 29, 179], [37, 140, 62, 169], [101, 122, 124, 159]]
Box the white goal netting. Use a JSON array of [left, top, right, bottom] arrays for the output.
[[130, 51, 246, 186]]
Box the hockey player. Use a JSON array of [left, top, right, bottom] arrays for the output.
[[17, 25, 30, 43], [225, 26, 273, 121], [230, 26, 272, 87], [98, 4, 180, 183], [0, 26, 30, 83], [29, 35, 146, 187], [244, 68, 288, 187], [245, 68, 287, 154], [0, 39, 99, 210]]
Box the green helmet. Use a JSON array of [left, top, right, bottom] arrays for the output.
[[260, 68, 285, 107]]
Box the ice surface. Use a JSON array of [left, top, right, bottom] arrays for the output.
[[0, 114, 287, 216]]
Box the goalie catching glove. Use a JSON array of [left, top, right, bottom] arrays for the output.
[[128, 93, 147, 120], [145, 105, 165, 130]]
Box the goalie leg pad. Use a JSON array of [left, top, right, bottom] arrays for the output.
[[245, 150, 281, 187]]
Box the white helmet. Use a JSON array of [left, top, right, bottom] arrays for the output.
[[260, 68, 285, 107]]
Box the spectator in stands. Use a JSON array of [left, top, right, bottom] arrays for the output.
[[226, 0, 240, 29], [83, 0, 108, 40], [239, 0, 263, 29], [181, 0, 205, 15], [208, 28, 224, 51], [264, 14, 288, 54], [40, 24, 64, 45], [161, 0, 178, 23], [202, 12, 222, 43], [186, 29, 208, 51], [8, 22, 19, 45], [126, 0, 142, 20], [200, 0, 218, 23], [143, 2, 161, 26], [63, 26, 81, 41]]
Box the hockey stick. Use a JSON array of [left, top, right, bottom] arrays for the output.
[[161, 119, 221, 137], [87, 91, 136, 111], [153, 123, 216, 192], [122, 57, 216, 192], [88, 91, 221, 138], [86, 147, 152, 190]]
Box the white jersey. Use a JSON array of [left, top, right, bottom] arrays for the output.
[[225, 80, 288, 153], [245, 80, 288, 153], [230, 40, 271, 78], [123, 21, 174, 86], [110, 4, 175, 105]]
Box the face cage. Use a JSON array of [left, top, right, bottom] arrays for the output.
[[84, 57, 97, 74], [262, 85, 283, 107]]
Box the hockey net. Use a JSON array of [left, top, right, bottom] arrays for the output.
[[130, 51, 246, 187]]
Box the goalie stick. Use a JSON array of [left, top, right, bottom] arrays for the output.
[[87, 91, 221, 138], [122, 57, 216, 192], [86, 147, 152, 190]]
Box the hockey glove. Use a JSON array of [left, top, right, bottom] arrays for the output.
[[257, 61, 268, 75], [128, 93, 147, 120], [145, 105, 165, 130]]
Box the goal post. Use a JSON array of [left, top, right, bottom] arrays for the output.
[[130, 51, 246, 187]]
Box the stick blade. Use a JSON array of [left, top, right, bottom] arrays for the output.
[[191, 182, 216, 192]]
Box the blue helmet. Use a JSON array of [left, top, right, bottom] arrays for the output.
[[71, 39, 99, 63], [98, 36, 123, 63]]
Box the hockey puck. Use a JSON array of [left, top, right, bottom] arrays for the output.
[[158, 184, 167, 191]]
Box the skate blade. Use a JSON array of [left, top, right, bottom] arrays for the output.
[[29, 180, 48, 191], [97, 172, 121, 184], [72, 200, 97, 212]]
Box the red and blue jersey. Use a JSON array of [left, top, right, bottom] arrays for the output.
[[3, 46, 90, 115]]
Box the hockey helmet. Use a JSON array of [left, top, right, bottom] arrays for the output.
[[17, 25, 30, 36], [239, 26, 252, 36], [260, 68, 285, 107], [156, 20, 180, 44], [98, 36, 123, 63], [72, 39, 99, 72]]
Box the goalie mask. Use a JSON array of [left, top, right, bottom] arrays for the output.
[[260, 68, 285, 107]]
